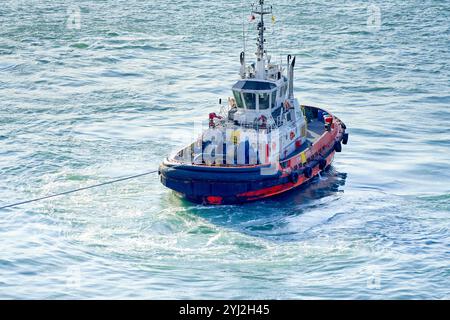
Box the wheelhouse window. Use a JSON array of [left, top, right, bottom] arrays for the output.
[[286, 111, 292, 122], [279, 85, 286, 98], [271, 91, 277, 109], [233, 90, 244, 109], [259, 93, 270, 110], [243, 92, 256, 110]]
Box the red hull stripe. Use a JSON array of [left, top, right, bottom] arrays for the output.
[[237, 152, 335, 201]]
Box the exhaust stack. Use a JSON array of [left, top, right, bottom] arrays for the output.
[[239, 52, 246, 79], [288, 56, 296, 99]]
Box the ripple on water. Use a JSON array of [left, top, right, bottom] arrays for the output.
[[0, 0, 449, 299]]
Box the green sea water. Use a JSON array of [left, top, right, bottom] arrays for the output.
[[0, 0, 449, 299]]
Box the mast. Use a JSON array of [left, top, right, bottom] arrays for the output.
[[252, 0, 272, 79]]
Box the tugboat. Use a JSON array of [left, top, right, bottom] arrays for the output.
[[159, 0, 349, 205]]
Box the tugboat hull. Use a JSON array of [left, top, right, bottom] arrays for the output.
[[160, 152, 336, 205], [160, 106, 347, 205]]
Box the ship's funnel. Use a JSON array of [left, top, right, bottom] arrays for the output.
[[288, 56, 296, 99]]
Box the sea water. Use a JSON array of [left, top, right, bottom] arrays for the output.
[[0, 0, 449, 299]]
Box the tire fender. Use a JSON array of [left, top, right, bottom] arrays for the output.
[[304, 166, 313, 178]]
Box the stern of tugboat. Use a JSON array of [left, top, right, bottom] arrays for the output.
[[159, 106, 348, 205]]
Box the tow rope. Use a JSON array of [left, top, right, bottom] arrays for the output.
[[0, 169, 159, 210]]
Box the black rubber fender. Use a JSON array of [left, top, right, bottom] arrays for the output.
[[334, 141, 342, 153], [319, 159, 327, 170], [303, 166, 313, 179], [342, 133, 349, 145], [290, 171, 299, 184]]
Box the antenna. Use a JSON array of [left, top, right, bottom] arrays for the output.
[[252, 0, 272, 79], [242, 0, 246, 54]]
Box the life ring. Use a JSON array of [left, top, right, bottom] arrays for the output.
[[303, 166, 313, 178], [290, 131, 295, 140]]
